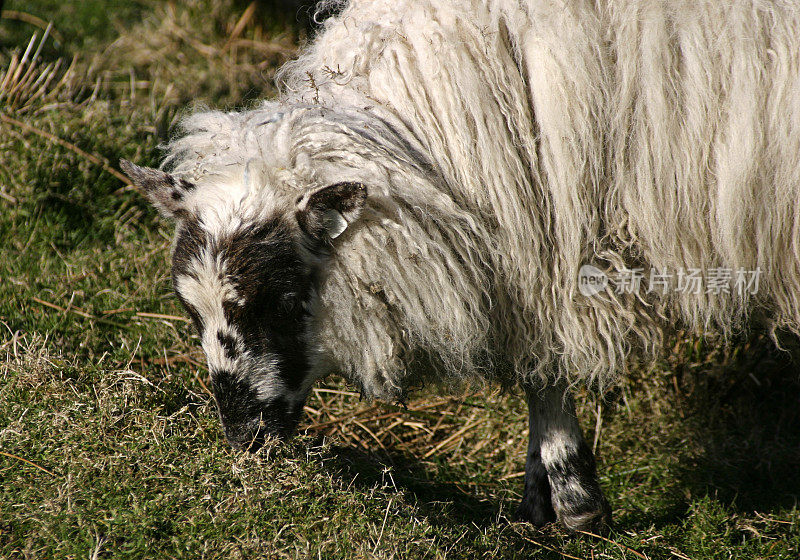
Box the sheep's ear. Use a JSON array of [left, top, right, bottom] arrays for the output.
[[119, 159, 195, 219], [296, 182, 367, 240]]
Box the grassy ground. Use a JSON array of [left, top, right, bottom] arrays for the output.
[[2, 1, 799, 558]]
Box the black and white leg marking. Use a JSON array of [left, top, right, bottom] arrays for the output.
[[516, 415, 557, 526], [518, 382, 611, 532]]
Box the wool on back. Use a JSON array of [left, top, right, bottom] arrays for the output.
[[167, 0, 800, 394]]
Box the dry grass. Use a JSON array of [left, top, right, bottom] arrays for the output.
[[99, 0, 297, 110], [0, 29, 80, 113]]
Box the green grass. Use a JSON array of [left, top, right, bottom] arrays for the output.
[[2, 0, 148, 54], [2, 2, 800, 558]]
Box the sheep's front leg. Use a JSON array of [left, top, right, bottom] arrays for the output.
[[516, 382, 611, 532]]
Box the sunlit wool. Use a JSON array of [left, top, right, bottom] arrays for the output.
[[164, 0, 800, 397]]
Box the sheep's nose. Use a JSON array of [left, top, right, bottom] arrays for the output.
[[224, 418, 267, 452]]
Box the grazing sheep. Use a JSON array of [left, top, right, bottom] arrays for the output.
[[121, 0, 800, 532]]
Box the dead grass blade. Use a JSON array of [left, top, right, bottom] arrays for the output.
[[422, 418, 485, 458], [371, 498, 393, 555], [1, 10, 65, 44], [31, 295, 93, 319], [0, 450, 57, 477], [351, 419, 388, 452], [500, 471, 526, 480], [150, 354, 206, 370], [305, 405, 381, 431], [0, 112, 131, 184], [135, 312, 191, 323], [575, 530, 649, 560], [510, 527, 584, 560], [222, 1, 258, 52], [0, 28, 81, 113], [30, 296, 127, 328], [668, 548, 695, 560], [193, 369, 213, 397]]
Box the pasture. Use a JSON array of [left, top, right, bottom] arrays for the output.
[[1, 1, 799, 558]]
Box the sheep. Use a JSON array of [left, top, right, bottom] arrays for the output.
[[120, 0, 800, 533]]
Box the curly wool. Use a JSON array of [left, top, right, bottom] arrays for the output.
[[166, 0, 800, 396]]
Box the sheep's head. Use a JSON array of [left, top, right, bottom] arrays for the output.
[[120, 159, 367, 450]]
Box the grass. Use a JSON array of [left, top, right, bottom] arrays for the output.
[[1, 1, 799, 558]]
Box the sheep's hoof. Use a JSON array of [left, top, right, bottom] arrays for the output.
[[557, 497, 612, 535], [515, 495, 557, 527]]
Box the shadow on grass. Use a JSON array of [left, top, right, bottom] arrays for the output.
[[322, 442, 503, 526], [674, 336, 800, 513], [319, 444, 579, 558], [616, 334, 800, 534]]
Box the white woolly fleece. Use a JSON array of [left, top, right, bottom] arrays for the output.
[[165, 0, 800, 396]]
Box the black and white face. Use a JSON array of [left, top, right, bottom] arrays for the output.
[[120, 159, 367, 450], [172, 215, 315, 448]]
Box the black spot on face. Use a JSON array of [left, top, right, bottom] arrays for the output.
[[171, 190, 184, 201], [217, 331, 238, 361], [163, 174, 195, 191]]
